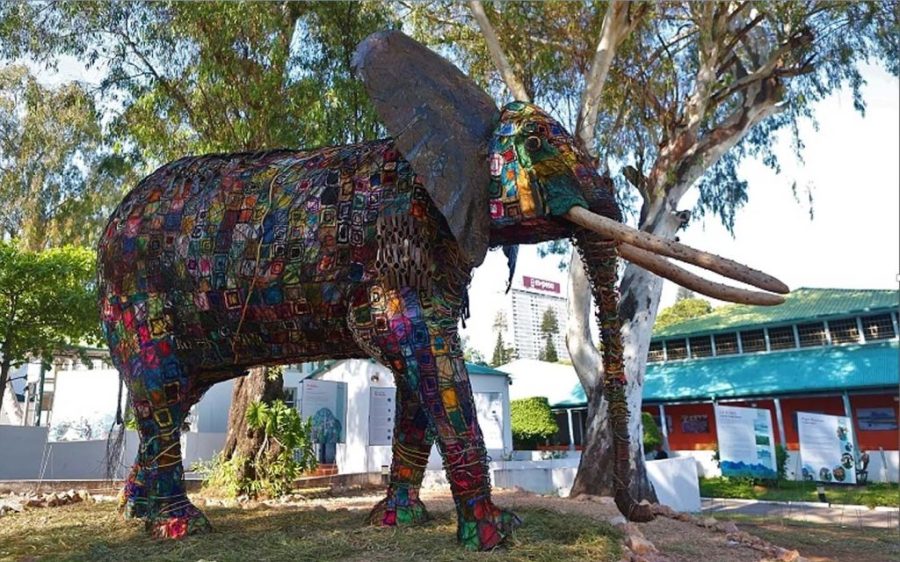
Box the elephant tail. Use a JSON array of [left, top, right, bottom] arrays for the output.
[[104, 375, 127, 480]]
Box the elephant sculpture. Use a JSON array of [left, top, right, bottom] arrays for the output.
[[98, 31, 787, 549]]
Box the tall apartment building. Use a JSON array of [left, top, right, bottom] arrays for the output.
[[506, 275, 569, 361]]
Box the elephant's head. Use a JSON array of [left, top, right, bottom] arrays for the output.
[[354, 30, 788, 521]]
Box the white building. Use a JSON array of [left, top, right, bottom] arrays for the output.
[[504, 275, 569, 361]]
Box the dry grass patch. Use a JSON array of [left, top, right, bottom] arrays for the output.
[[0, 500, 621, 562]]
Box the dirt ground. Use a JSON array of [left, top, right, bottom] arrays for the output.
[[2, 486, 896, 561], [414, 489, 898, 562]]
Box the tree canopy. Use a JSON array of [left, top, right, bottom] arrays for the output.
[[655, 297, 713, 331], [0, 242, 101, 413]]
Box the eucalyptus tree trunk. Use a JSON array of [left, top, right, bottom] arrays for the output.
[[221, 367, 283, 481]]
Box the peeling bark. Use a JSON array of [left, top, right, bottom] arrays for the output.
[[221, 366, 283, 480]]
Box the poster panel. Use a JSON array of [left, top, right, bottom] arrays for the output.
[[714, 405, 777, 479], [368, 387, 396, 446], [300, 379, 347, 444], [797, 411, 857, 484], [474, 392, 504, 450]]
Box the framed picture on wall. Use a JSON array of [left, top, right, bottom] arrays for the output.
[[681, 414, 709, 434], [856, 407, 898, 431]]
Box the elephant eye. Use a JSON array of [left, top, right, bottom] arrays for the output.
[[525, 136, 542, 152]]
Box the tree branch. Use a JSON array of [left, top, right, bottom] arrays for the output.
[[575, 0, 643, 157], [467, 0, 531, 102]]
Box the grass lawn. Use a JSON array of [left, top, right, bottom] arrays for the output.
[[0, 501, 622, 562], [727, 515, 900, 562], [699, 478, 899, 508]]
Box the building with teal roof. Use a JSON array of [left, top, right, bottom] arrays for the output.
[[541, 288, 898, 482]]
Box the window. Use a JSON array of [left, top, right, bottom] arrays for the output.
[[680, 415, 709, 433], [714, 333, 739, 356], [283, 387, 297, 409], [768, 326, 796, 350], [648, 341, 665, 362], [861, 314, 895, 341], [797, 322, 827, 347], [666, 339, 687, 360], [740, 329, 766, 353], [829, 318, 860, 345], [689, 336, 713, 358]]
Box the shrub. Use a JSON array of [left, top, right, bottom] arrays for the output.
[[196, 399, 317, 498], [510, 397, 558, 449], [642, 412, 663, 451]]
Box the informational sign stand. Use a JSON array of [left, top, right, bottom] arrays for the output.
[[714, 404, 777, 479], [797, 411, 857, 484], [300, 379, 347, 444], [368, 387, 395, 446]]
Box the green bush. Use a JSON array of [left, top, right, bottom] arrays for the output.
[[196, 399, 317, 498], [510, 397, 559, 450], [641, 412, 663, 451]]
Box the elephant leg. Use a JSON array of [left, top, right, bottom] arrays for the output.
[[117, 330, 212, 539], [368, 381, 435, 526], [351, 285, 520, 550]]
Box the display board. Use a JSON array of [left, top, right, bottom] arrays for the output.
[[368, 387, 396, 446], [300, 379, 347, 444], [474, 392, 504, 450], [797, 411, 857, 484], [714, 405, 777, 479]]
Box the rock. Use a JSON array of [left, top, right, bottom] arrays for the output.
[[625, 534, 658, 556], [774, 547, 800, 561], [0, 500, 23, 513], [717, 521, 739, 534], [313, 505, 328, 513], [619, 522, 644, 537], [700, 516, 717, 528], [608, 515, 627, 526], [651, 504, 676, 518], [24, 498, 45, 508]]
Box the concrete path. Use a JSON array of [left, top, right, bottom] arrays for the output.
[[702, 497, 899, 529]]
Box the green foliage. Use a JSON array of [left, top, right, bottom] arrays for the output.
[[655, 298, 713, 331], [538, 307, 559, 362], [510, 397, 559, 450], [0, 241, 101, 412], [490, 331, 516, 367], [699, 477, 899, 509], [641, 412, 662, 451], [0, 65, 123, 249], [775, 443, 789, 482], [198, 399, 316, 498]]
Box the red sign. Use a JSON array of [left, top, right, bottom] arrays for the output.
[[523, 276, 560, 294]]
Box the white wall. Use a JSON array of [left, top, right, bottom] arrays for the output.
[[312, 360, 513, 475], [0, 427, 223, 480]]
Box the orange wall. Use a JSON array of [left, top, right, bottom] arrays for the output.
[[643, 392, 899, 452]]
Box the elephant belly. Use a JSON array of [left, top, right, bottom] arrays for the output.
[[98, 139, 432, 373]]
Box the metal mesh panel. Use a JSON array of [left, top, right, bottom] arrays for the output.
[[689, 335, 713, 358], [714, 333, 739, 355], [648, 341, 665, 363], [797, 322, 827, 347], [768, 326, 796, 350], [666, 339, 687, 360], [861, 314, 896, 341], [740, 329, 766, 353], [829, 318, 860, 345]]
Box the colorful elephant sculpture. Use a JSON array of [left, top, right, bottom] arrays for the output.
[[98, 31, 787, 549]]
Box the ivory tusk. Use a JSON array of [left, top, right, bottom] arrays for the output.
[[564, 206, 789, 295], [618, 243, 786, 306]]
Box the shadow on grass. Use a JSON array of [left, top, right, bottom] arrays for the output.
[[0, 502, 622, 562]]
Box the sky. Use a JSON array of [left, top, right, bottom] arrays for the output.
[[31, 55, 900, 362], [460, 63, 899, 359]]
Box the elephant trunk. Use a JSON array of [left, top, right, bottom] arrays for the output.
[[574, 231, 655, 523]]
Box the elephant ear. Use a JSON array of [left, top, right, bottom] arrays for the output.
[[353, 30, 499, 267]]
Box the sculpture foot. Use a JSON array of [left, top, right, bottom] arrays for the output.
[[615, 489, 655, 523], [119, 467, 148, 520], [146, 502, 212, 539], [457, 496, 521, 551], [369, 488, 432, 526]]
